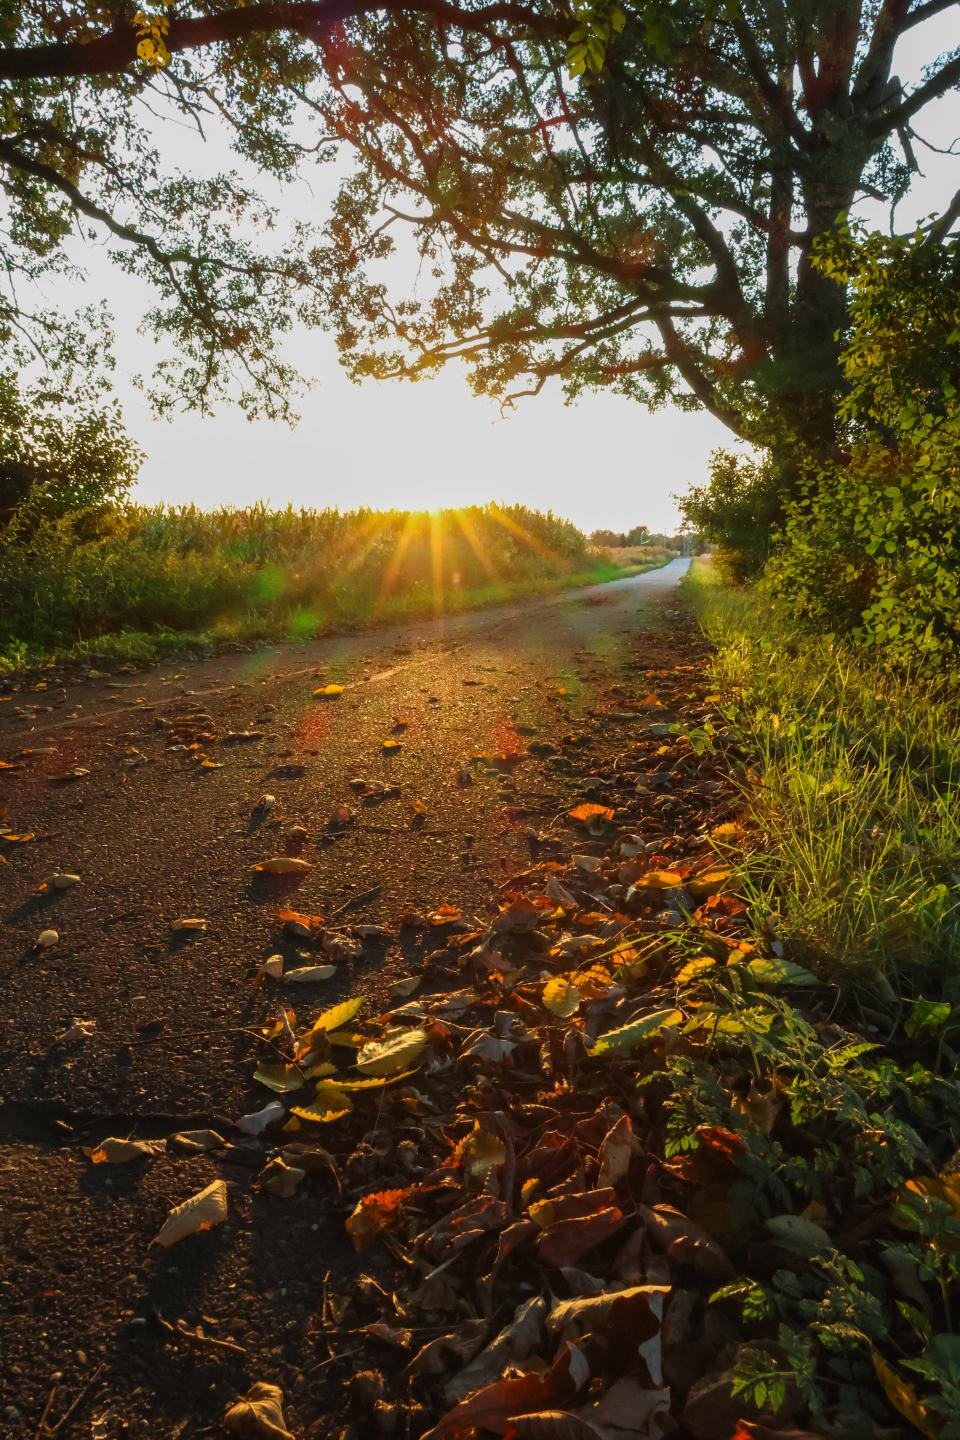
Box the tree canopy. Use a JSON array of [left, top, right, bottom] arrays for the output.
[[0, 0, 958, 434]]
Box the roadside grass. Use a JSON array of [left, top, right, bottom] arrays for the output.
[[660, 560, 960, 1435], [0, 502, 676, 673], [685, 558, 960, 982]]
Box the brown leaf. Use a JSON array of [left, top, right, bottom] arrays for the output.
[[537, 1208, 626, 1266], [639, 1203, 736, 1281], [251, 856, 313, 876], [423, 1343, 589, 1440], [597, 1115, 639, 1189], [406, 1320, 489, 1379], [443, 1295, 548, 1404], [507, 1415, 606, 1440]]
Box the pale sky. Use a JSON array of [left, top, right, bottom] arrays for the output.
[[56, 13, 960, 534]]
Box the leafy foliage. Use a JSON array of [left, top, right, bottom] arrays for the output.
[[0, 2, 956, 426], [0, 371, 143, 536], [770, 227, 960, 671], [680, 449, 780, 581]]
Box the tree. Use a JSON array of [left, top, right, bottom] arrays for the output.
[[0, 371, 143, 536], [0, 1, 958, 438]]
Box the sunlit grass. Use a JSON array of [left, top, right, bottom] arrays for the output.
[[686, 560, 960, 981]]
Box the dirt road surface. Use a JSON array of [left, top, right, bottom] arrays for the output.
[[0, 559, 696, 1438]]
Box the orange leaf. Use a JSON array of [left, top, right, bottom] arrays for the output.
[[346, 1187, 415, 1252], [568, 803, 615, 824]]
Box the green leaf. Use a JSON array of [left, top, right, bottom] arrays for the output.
[[586, 1007, 683, 1056], [745, 956, 817, 987]]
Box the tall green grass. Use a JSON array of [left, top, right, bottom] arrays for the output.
[[686, 560, 960, 980], [0, 502, 674, 669]]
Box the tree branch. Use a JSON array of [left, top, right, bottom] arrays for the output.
[[0, 0, 558, 82]]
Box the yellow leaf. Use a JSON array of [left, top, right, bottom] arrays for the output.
[[309, 996, 365, 1037], [677, 956, 717, 984], [355, 1028, 427, 1076], [633, 869, 683, 889], [543, 975, 581, 1018], [382, 738, 402, 752], [336, 1070, 418, 1091], [872, 1354, 939, 1438], [459, 1124, 506, 1180], [686, 866, 734, 899], [313, 683, 344, 698], [291, 1082, 353, 1124]]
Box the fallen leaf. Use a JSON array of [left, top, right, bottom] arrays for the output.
[[224, 1381, 295, 1440], [236, 1101, 285, 1135], [443, 1294, 547, 1403], [291, 1081, 353, 1124], [283, 965, 337, 983], [356, 1028, 428, 1076], [389, 975, 422, 999], [253, 1062, 308, 1093], [568, 803, 615, 824], [543, 976, 582, 1018], [152, 1179, 228, 1248], [56, 1017, 96, 1043], [170, 917, 207, 932], [251, 857, 313, 876], [43, 872, 81, 891], [169, 1129, 225, 1152], [458, 1124, 507, 1181], [279, 907, 323, 938], [686, 866, 734, 899], [346, 1187, 415, 1251], [35, 929, 59, 948], [258, 1158, 306, 1198], [631, 868, 683, 889], [313, 683, 344, 698], [429, 904, 463, 926], [423, 1343, 589, 1440], [597, 1115, 638, 1188], [84, 1137, 162, 1164], [572, 854, 602, 873], [382, 738, 402, 752], [308, 996, 365, 1038]]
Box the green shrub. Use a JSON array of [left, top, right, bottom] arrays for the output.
[[680, 448, 780, 582], [771, 228, 960, 670]]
